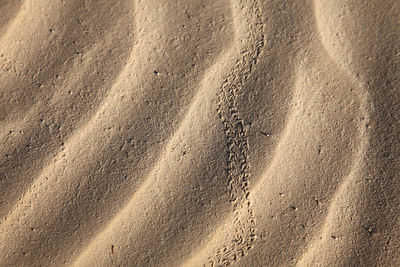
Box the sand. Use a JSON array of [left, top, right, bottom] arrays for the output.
[[0, 0, 399, 266]]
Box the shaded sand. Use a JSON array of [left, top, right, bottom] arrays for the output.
[[0, 0, 399, 266]]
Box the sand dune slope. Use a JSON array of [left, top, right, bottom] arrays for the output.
[[0, 0, 399, 266]]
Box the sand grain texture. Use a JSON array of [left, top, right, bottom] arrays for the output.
[[0, 0, 399, 266]]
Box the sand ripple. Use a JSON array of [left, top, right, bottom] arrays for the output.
[[0, 0, 399, 266]]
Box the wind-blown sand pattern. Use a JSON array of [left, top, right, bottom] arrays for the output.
[[0, 0, 399, 266]]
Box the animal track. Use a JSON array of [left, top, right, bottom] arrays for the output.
[[209, 0, 265, 265]]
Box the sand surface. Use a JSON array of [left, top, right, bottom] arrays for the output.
[[0, 0, 399, 266]]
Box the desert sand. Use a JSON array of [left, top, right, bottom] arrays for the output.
[[0, 0, 399, 266]]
